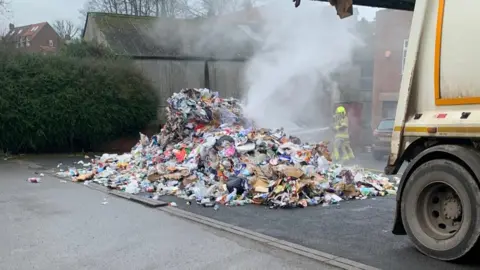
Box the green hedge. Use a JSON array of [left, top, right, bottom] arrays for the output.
[[0, 50, 158, 153]]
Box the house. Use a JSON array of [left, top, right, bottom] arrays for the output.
[[372, 9, 413, 128], [2, 22, 62, 54]]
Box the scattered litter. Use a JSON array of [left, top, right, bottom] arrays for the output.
[[60, 180, 67, 183], [27, 177, 41, 183], [169, 202, 177, 207], [393, 176, 400, 185], [102, 198, 108, 205], [78, 161, 91, 167], [55, 88, 398, 210], [72, 172, 94, 182]]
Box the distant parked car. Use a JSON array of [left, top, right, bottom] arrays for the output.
[[372, 118, 394, 160]]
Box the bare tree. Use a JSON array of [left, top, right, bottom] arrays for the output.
[[81, 0, 183, 18], [177, 0, 255, 18], [0, 0, 9, 15], [79, 0, 254, 19], [0, 26, 8, 50], [52, 20, 81, 39], [0, 0, 9, 42], [0, 27, 6, 41]]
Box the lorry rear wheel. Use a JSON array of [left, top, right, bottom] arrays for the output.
[[401, 159, 480, 261]]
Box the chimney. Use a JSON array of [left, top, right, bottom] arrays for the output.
[[9, 23, 14, 31], [64, 34, 72, 45]]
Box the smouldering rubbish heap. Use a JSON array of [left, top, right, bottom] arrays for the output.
[[58, 88, 398, 209]]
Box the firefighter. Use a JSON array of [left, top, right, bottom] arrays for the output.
[[333, 105, 355, 162]]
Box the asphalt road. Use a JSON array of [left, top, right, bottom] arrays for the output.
[[161, 197, 479, 270], [0, 161, 340, 270], [11, 153, 479, 270]]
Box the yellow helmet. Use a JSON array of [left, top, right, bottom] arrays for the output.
[[335, 106, 346, 114]]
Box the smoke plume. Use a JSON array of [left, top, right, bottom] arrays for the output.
[[242, 0, 358, 139], [148, 0, 360, 141]]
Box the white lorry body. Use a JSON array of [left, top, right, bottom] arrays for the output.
[[390, 0, 480, 166], [375, 0, 480, 262], [312, 0, 480, 262]]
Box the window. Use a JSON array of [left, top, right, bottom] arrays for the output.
[[382, 101, 397, 119], [18, 29, 22, 34], [31, 26, 38, 32], [360, 64, 373, 77], [377, 119, 395, 131], [26, 36, 30, 47], [401, 39, 408, 74], [20, 37, 25, 47], [360, 77, 372, 91], [49, 40, 53, 47]]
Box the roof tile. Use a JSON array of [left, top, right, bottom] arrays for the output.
[[87, 12, 259, 59], [5, 22, 47, 41]]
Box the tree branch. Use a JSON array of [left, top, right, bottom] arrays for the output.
[[0, 0, 10, 15], [53, 20, 81, 39]]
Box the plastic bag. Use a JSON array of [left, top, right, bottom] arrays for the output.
[[226, 176, 247, 195]]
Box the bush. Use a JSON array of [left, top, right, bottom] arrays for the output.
[[0, 51, 158, 153], [60, 39, 119, 60]]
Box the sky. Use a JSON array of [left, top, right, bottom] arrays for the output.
[[0, 0, 378, 32]]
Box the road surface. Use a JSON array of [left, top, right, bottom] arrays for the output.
[[0, 161, 340, 270], [8, 153, 479, 270]]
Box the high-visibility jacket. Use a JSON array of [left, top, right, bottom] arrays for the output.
[[334, 115, 350, 139]]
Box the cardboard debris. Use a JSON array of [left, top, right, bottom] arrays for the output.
[[57, 88, 397, 209]]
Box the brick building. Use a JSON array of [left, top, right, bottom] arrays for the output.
[[372, 9, 413, 128], [2, 22, 62, 54]]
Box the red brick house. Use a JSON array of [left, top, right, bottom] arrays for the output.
[[2, 22, 62, 54], [372, 9, 412, 128]]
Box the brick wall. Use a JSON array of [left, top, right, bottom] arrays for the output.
[[372, 9, 413, 128], [31, 24, 62, 54]]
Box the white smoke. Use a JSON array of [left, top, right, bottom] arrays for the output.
[[147, 0, 360, 141], [242, 1, 358, 138]]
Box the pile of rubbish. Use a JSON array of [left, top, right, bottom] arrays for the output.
[[58, 88, 398, 209]]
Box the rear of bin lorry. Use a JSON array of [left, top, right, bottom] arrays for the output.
[[385, 0, 480, 261], [298, 0, 480, 262]]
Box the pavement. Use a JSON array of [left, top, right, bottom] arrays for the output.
[[6, 153, 480, 270], [0, 161, 341, 270]]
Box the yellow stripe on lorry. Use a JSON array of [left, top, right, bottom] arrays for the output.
[[394, 126, 480, 133]]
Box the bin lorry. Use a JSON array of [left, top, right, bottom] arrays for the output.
[[295, 0, 480, 262]]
